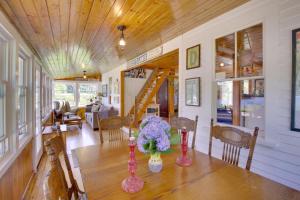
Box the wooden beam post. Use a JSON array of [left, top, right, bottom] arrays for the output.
[[232, 81, 240, 126], [120, 71, 125, 117], [168, 76, 174, 118]]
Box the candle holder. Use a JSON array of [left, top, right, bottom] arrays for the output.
[[121, 137, 144, 193], [176, 127, 192, 167]]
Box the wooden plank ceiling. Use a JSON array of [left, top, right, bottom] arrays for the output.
[[0, 0, 248, 78]]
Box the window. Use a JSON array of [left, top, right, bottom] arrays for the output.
[[0, 81, 9, 157], [16, 55, 27, 137], [0, 35, 8, 158], [0, 27, 12, 162], [79, 83, 98, 106], [216, 33, 235, 79], [53, 81, 100, 107], [42, 74, 53, 116], [46, 77, 52, 111], [34, 67, 43, 170], [53, 82, 76, 106], [215, 24, 264, 135], [35, 69, 41, 138]]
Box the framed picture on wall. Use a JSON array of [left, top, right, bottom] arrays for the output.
[[291, 28, 300, 131], [186, 44, 201, 70], [185, 77, 201, 106], [102, 84, 108, 97]]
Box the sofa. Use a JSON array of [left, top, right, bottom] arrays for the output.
[[85, 104, 119, 130]]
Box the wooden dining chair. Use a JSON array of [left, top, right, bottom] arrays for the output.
[[209, 119, 259, 170], [44, 134, 85, 199], [169, 115, 198, 149], [98, 116, 132, 144], [43, 147, 70, 200]]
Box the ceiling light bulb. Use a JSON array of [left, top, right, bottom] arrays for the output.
[[83, 70, 87, 79], [117, 25, 127, 47], [119, 37, 126, 46], [220, 62, 225, 67]]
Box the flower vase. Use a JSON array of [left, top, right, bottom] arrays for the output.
[[148, 152, 163, 173]]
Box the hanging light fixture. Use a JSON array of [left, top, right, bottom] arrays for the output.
[[117, 25, 127, 47], [83, 70, 87, 79]]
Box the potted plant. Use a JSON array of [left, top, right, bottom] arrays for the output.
[[136, 116, 179, 173]]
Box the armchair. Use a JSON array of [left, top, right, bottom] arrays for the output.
[[63, 101, 78, 117], [53, 101, 64, 123]]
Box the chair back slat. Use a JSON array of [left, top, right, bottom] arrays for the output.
[[209, 118, 259, 170], [170, 115, 198, 149], [44, 133, 82, 199], [43, 147, 70, 200], [98, 116, 131, 143], [108, 129, 124, 142]]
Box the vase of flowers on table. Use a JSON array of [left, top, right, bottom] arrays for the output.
[[136, 116, 179, 173]]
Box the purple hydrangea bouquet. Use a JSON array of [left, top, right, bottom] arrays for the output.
[[136, 116, 179, 173]]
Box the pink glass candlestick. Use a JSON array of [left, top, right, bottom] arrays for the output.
[[176, 127, 192, 167], [122, 137, 144, 193]]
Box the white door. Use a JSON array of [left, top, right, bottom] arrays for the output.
[[33, 66, 42, 171]]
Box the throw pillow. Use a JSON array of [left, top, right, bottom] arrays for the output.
[[91, 104, 100, 112]]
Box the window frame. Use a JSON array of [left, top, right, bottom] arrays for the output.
[[17, 50, 29, 141], [78, 82, 99, 106], [213, 23, 265, 137], [53, 80, 100, 107], [0, 31, 9, 160]]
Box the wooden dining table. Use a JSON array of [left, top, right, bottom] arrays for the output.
[[72, 142, 300, 200]]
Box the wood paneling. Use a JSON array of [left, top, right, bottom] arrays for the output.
[[0, 140, 33, 200], [0, 0, 248, 78]]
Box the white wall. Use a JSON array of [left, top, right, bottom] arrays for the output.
[[124, 69, 152, 114], [177, 0, 300, 190], [101, 64, 127, 110], [101, 0, 300, 190]]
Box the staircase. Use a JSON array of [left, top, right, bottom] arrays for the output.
[[127, 68, 171, 126]]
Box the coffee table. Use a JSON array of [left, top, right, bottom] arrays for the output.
[[63, 115, 82, 129]]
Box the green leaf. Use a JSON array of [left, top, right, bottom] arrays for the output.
[[170, 134, 181, 145], [133, 131, 139, 138], [140, 121, 148, 129], [161, 148, 175, 154], [143, 142, 150, 151], [148, 140, 157, 154]]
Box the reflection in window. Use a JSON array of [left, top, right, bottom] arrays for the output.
[[217, 81, 233, 124], [215, 33, 235, 79], [217, 79, 265, 133], [237, 24, 263, 77], [240, 79, 264, 132]]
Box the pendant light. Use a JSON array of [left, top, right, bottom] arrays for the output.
[[83, 71, 87, 79], [117, 25, 127, 47]]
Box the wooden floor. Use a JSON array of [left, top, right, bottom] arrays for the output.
[[25, 122, 101, 200]]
